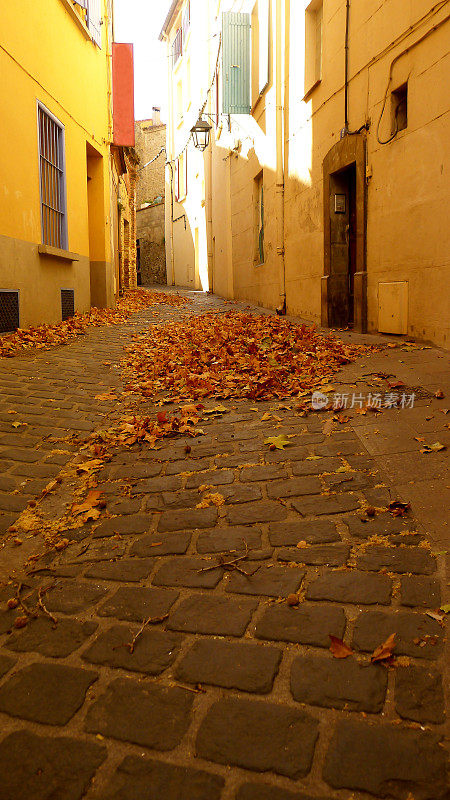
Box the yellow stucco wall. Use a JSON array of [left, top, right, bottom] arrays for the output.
[[163, 0, 449, 347], [0, 0, 115, 327]]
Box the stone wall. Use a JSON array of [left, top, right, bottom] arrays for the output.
[[137, 203, 166, 285], [135, 117, 167, 285]]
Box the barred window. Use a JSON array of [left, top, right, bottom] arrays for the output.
[[38, 104, 67, 250]]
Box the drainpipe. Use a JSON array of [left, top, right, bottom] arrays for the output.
[[275, 0, 286, 314], [167, 161, 175, 286], [162, 29, 176, 286], [344, 0, 350, 132]]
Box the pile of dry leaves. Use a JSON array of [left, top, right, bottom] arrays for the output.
[[86, 406, 203, 457], [122, 312, 377, 401], [0, 289, 190, 357]]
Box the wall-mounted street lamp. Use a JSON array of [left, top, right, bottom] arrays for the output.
[[191, 116, 212, 151]]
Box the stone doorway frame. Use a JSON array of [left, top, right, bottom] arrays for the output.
[[321, 134, 367, 332]]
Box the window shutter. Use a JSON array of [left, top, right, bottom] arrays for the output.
[[222, 12, 251, 114], [87, 0, 102, 47], [259, 0, 270, 94]]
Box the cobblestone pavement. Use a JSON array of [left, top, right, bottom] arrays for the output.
[[0, 289, 448, 800]]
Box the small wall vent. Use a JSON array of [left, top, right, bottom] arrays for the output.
[[61, 289, 75, 321], [0, 291, 19, 333]]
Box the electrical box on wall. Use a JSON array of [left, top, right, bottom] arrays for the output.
[[378, 281, 408, 334]]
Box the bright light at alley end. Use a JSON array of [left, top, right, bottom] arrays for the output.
[[191, 117, 212, 151]]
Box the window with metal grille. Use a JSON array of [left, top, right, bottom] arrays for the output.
[[0, 292, 19, 333], [61, 289, 75, 321], [38, 104, 67, 250], [172, 27, 183, 67]]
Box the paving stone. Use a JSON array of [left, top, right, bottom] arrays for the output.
[[222, 484, 262, 503], [166, 457, 211, 475], [0, 492, 30, 512], [389, 532, 424, 545], [196, 526, 263, 553], [107, 497, 142, 515], [323, 720, 447, 799], [265, 446, 309, 463], [167, 594, 258, 636], [357, 545, 436, 575], [0, 662, 97, 725], [0, 654, 15, 678], [46, 580, 108, 614], [5, 617, 97, 657], [267, 476, 322, 498], [291, 654, 387, 712], [216, 454, 257, 468], [85, 678, 194, 749], [0, 730, 106, 800], [0, 512, 19, 534], [306, 569, 392, 604], [241, 465, 288, 482], [395, 666, 445, 724], [277, 543, 350, 567], [255, 604, 346, 646], [162, 489, 206, 509], [346, 514, 415, 538], [93, 513, 153, 538], [112, 463, 161, 480], [158, 507, 218, 532], [352, 610, 443, 659], [400, 575, 442, 608], [99, 755, 224, 800], [0, 475, 19, 492], [137, 475, 182, 494], [99, 586, 178, 622], [292, 494, 360, 516], [226, 563, 305, 597], [313, 439, 362, 457], [291, 457, 342, 476], [363, 486, 392, 506], [175, 639, 282, 693], [269, 519, 340, 546], [152, 556, 224, 588], [84, 557, 155, 582], [0, 447, 40, 462], [55, 539, 127, 566], [82, 625, 182, 675], [130, 531, 191, 557], [236, 785, 334, 800], [196, 697, 319, 778], [186, 469, 235, 488], [227, 500, 287, 525]]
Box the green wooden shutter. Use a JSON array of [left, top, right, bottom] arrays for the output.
[[222, 12, 251, 114]]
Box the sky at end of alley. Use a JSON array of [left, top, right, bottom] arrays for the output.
[[114, 0, 168, 123]]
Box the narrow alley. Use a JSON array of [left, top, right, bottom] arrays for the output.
[[0, 289, 448, 800]]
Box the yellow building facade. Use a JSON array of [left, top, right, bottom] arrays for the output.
[[0, 0, 135, 331], [161, 0, 450, 347]]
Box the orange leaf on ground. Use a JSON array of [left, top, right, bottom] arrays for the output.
[[371, 633, 396, 662], [329, 635, 353, 659], [71, 490, 103, 517]]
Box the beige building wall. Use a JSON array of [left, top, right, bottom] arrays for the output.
[[161, 0, 450, 347]]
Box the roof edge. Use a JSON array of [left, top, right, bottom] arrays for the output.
[[158, 0, 182, 41]]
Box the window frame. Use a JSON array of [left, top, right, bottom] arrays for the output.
[[304, 0, 323, 99], [37, 101, 68, 251]]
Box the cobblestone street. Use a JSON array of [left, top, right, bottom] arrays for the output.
[[0, 289, 448, 800]]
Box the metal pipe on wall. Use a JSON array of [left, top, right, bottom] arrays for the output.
[[275, 0, 286, 314]]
